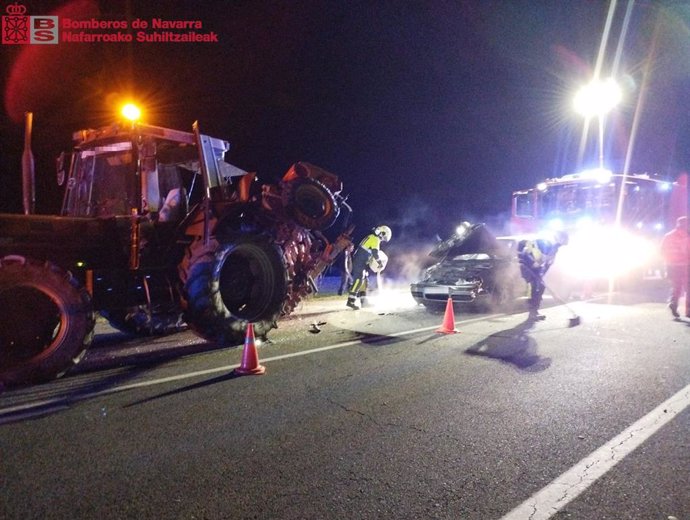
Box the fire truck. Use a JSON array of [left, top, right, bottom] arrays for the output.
[[509, 168, 685, 282]]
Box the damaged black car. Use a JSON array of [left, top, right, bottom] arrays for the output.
[[410, 223, 526, 311]]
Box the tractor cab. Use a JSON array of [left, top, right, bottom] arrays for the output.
[[61, 122, 246, 220]]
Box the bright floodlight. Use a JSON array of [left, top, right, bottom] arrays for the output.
[[579, 167, 612, 184], [121, 103, 141, 121], [573, 78, 622, 118]]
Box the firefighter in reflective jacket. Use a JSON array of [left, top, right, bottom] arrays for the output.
[[346, 225, 392, 309], [517, 231, 568, 321]]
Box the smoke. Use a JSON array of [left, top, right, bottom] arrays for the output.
[[382, 244, 438, 285], [379, 193, 515, 284], [375, 195, 443, 284]]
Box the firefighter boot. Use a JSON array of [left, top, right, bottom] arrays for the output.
[[528, 309, 546, 322], [346, 297, 360, 310]]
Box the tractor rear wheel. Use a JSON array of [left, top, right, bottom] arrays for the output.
[[0, 256, 94, 387], [180, 235, 287, 345]]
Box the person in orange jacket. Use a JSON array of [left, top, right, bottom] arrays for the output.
[[660, 215, 690, 318]]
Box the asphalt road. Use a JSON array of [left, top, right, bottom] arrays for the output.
[[1, 281, 689, 520]]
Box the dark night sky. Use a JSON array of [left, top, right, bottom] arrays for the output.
[[2, 0, 690, 241]]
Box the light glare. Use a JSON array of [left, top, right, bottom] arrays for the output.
[[121, 103, 141, 121], [547, 218, 564, 231], [573, 78, 622, 118], [558, 227, 657, 280]]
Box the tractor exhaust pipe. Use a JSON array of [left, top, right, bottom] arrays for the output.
[[22, 111, 35, 215]]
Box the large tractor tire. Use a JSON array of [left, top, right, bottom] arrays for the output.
[[180, 235, 288, 345], [0, 256, 95, 387], [282, 177, 339, 230]]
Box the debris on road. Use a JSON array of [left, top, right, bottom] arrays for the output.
[[309, 321, 327, 333]]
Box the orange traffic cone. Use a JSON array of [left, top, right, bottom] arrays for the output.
[[436, 296, 459, 334], [234, 323, 266, 375]]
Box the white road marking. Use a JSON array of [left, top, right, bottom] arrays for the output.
[[500, 383, 690, 520], [0, 314, 494, 421]]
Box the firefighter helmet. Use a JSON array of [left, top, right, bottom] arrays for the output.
[[374, 225, 392, 242]]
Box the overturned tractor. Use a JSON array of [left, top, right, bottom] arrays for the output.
[[0, 117, 352, 386]]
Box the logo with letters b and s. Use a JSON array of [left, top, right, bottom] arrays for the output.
[[2, 2, 58, 44]]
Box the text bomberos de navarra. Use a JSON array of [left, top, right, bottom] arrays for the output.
[[60, 18, 219, 43]]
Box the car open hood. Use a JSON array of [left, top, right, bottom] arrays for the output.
[[429, 223, 508, 260]]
